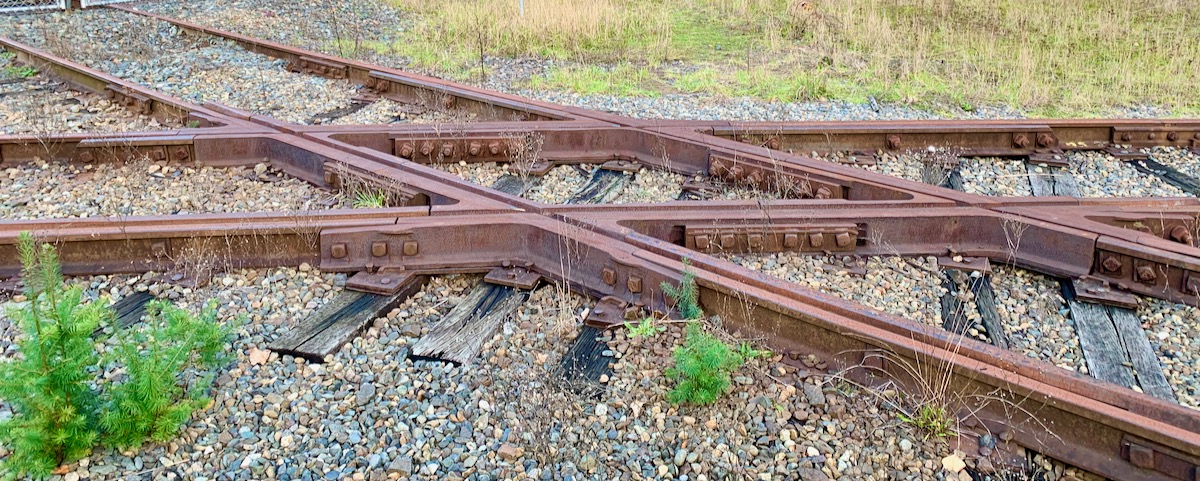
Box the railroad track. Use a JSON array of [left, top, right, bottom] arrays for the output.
[[3, 5, 1200, 481]]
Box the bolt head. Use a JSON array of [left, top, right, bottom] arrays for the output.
[[835, 232, 853, 247], [1136, 265, 1156, 283], [627, 276, 643, 293], [1101, 255, 1122, 273], [601, 268, 616, 285], [402, 240, 419, 256], [330, 243, 348, 259], [371, 241, 388, 257], [808, 233, 824, 248], [886, 135, 902, 150], [815, 186, 833, 199]]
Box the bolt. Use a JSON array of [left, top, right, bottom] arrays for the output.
[[1121, 133, 1133, 142], [468, 141, 482, 156], [1136, 265, 1156, 283], [1013, 134, 1030, 149], [442, 96, 456, 110], [330, 243, 348, 259], [171, 147, 189, 161], [808, 233, 824, 248], [835, 232, 853, 247], [371, 241, 388, 257], [1036, 133, 1055, 148], [1149, 132, 1158, 140], [694, 235, 710, 250], [709, 158, 727, 175], [150, 241, 168, 258], [747, 234, 763, 249], [419, 141, 434, 156], [399, 143, 415, 158], [886, 135, 902, 150], [1186, 274, 1200, 294], [728, 165, 744, 179], [78, 150, 95, 163], [1170, 225, 1193, 245], [783, 233, 798, 248], [720, 234, 736, 248], [1195, 133, 1200, 140], [1168, 132, 1179, 142], [441, 142, 455, 157], [488, 141, 502, 155], [1101, 255, 1122, 273], [745, 169, 763, 184], [627, 276, 643, 293], [402, 240, 419, 256], [815, 186, 833, 199], [601, 268, 616, 285], [149, 148, 167, 161], [380, 277, 392, 285], [766, 137, 781, 150]]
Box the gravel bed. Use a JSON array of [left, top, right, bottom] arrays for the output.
[[1136, 298, 1200, 409], [0, 160, 340, 219], [959, 158, 1035, 196], [988, 267, 1085, 372], [0, 269, 1041, 481], [0, 10, 360, 125], [730, 254, 1085, 372], [1, 52, 178, 134], [1146, 147, 1200, 182], [135, 0, 407, 56], [728, 254, 946, 328], [328, 100, 471, 126], [1069, 151, 1190, 198], [609, 170, 685, 204], [525, 166, 591, 204], [433, 163, 790, 204]]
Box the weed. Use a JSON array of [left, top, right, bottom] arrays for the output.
[[665, 322, 744, 405], [736, 341, 771, 360], [184, 120, 201, 129], [661, 259, 702, 321], [352, 189, 388, 208], [624, 317, 665, 338], [2, 65, 37, 79], [898, 403, 955, 440]]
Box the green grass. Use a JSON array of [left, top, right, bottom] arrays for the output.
[[381, 0, 1200, 116], [352, 189, 388, 208], [531, 65, 663, 97]]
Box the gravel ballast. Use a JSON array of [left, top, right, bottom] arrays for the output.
[[0, 10, 360, 125], [0, 270, 1090, 480], [0, 51, 178, 134], [1136, 298, 1200, 409], [1, 160, 340, 219]]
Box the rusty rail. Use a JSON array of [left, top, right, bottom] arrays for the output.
[[1, 6, 1199, 480]]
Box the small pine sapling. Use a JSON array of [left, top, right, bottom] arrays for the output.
[[0, 232, 103, 479], [100, 300, 230, 450], [665, 323, 744, 405]]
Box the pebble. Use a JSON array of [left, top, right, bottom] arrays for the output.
[[0, 161, 340, 220]]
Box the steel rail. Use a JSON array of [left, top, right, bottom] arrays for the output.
[[1, 6, 1199, 479]]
